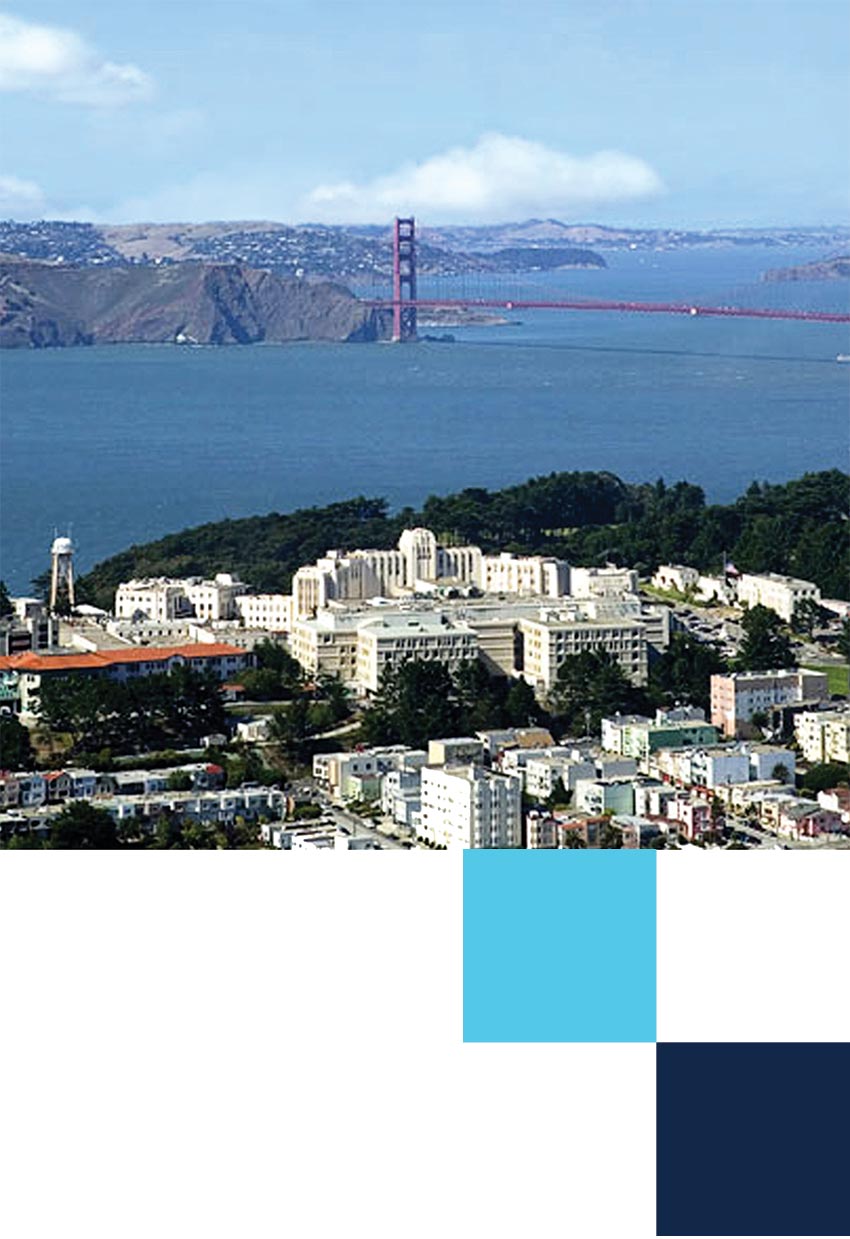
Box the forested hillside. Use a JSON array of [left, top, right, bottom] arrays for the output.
[[74, 469, 850, 610]]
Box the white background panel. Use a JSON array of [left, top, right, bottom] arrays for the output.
[[657, 850, 850, 1043], [0, 853, 655, 1239]]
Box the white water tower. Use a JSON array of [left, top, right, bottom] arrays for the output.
[[50, 534, 75, 611]]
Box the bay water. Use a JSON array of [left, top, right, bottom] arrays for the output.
[[1, 245, 848, 592]]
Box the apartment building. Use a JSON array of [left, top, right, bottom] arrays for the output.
[[419, 764, 522, 848], [794, 708, 850, 764], [710, 669, 830, 737]]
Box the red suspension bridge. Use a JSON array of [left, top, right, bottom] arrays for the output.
[[366, 216, 850, 341]]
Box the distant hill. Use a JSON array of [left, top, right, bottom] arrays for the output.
[[0, 259, 389, 348], [762, 254, 850, 282]]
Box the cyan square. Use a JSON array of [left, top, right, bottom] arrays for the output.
[[463, 850, 656, 1042]]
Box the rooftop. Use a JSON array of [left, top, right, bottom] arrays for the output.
[[0, 643, 246, 674]]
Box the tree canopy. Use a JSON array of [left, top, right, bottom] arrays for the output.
[[735, 605, 796, 672], [71, 470, 850, 609]]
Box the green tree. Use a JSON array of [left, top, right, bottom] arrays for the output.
[[268, 696, 313, 762], [599, 820, 624, 849], [0, 716, 35, 768], [771, 762, 791, 784], [736, 605, 796, 672], [0, 579, 13, 618], [50, 802, 120, 850], [360, 660, 461, 749], [837, 619, 850, 663], [167, 770, 193, 791], [504, 677, 542, 728], [550, 649, 649, 735], [792, 597, 823, 638], [545, 777, 571, 809], [649, 632, 726, 711], [800, 762, 850, 794], [561, 828, 587, 848]]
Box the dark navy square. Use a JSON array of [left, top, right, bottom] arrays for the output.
[[657, 1042, 850, 1236]]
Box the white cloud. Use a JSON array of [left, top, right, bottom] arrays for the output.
[[0, 173, 47, 218], [0, 11, 153, 106], [302, 133, 664, 224]]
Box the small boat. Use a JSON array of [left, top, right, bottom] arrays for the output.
[[837, 354, 850, 362]]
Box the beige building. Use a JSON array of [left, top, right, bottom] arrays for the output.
[[710, 669, 830, 738], [355, 613, 478, 693], [517, 611, 647, 691], [794, 709, 850, 764]]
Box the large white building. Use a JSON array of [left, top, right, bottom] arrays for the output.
[[710, 669, 830, 737], [419, 764, 523, 849], [517, 609, 648, 690], [354, 613, 478, 693], [115, 574, 248, 623], [569, 566, 638, 599], [233, 594, 292, 632], [736, 573, 820, 624], [290, 527, 571, 619]]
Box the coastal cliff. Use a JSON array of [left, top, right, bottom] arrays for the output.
[[0, 259, 389, 348]]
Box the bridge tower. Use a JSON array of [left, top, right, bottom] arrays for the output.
[[392, 216, 417, 342]]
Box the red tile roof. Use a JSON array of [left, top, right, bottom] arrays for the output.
[[0, 643, 246, 674]]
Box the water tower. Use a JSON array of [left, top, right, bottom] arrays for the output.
[[50, 534, 75, 611]]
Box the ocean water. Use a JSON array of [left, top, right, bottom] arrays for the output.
[[1, 246, 848, 592]]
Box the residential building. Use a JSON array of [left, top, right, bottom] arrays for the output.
[[746, 744, 796, 783], [573, 777, 636, 816], [524, 756, 596, 801], [737, 573, 820, 624], [794, 708, 850, 764], [419, 765, 522, 848], [526, 810, 606, 849], [601, 714, 719, 767], [710, 669, 830, 738], [428, 737, 485, 767], [381, 769, 422, 827]]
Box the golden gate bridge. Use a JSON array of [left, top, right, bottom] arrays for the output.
[[365, 216, 850, 342]]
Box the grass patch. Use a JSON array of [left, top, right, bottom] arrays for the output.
[[804, 663, 850, 696]]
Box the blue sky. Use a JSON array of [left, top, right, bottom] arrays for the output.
[[1, 0, 847, 228]]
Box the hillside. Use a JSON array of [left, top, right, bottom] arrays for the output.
[[0, 259, 388, 348], [73, 469, 850, 610], [762, 255, 850, 282]]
